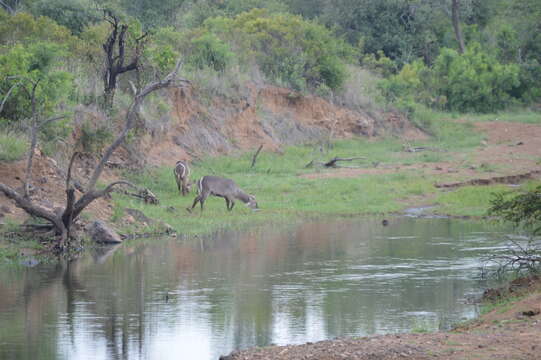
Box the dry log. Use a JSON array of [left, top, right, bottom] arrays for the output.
[[251, 144, 263, 168], [306, 156, 367, 169]]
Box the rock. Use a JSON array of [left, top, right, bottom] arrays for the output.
[[87, 220, 123, 244], [124, 215, 136, 224], [125, 208, 154, 224], [161, 222, 174, 234], [166, 206, 177, 213], [0, 205, 13, 214]]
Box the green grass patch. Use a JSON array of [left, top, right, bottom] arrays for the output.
[[480, 295, 523, 315], [0, 130, 27, 162], [434, 185, 510, 217], [461, 110, 541, 124], [413, 107, 483, 150], [115, 164, 436, 235]]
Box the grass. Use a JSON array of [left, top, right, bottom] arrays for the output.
[[434, 185, 511, 217], [461, 110, 541, 124], [480, 295, 523, 315], [114, 164, 436, 235], [108, 109, 541, 235], [111, 114, 486, 235], [0, 130, 27, 162]]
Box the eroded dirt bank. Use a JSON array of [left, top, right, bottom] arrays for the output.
[[143, 84, 417, 165], [221, 277, 541, 360]]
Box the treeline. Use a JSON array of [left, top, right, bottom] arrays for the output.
[[0, 0, 540, 135]]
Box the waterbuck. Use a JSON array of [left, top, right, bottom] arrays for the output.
[[187, 176, 258, 213], [173, 160, 191, 196]]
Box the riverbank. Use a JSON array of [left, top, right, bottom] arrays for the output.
[[111, 113, 541, 236], [220, 275, 541, 360], [1, 112, 540, 261]]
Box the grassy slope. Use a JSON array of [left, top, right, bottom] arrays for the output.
[[112, 110, 540, 235]]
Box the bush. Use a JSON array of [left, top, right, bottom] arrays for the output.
[[0, 130, 28, 162], [433, 44, 520, 112], [381, 43, 522, 113], [79, 121, 113, 154], [189, 9, 354, 91], [187, 33, 234, 72]]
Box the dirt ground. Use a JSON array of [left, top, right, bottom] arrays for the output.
[[302, 122, 541, 182], [301, 121, 541, 184], [221, 277, 541, 360], [0, 150, 113, 224]]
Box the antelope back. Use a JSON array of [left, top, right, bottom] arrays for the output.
[[199, 176, 236, 195]]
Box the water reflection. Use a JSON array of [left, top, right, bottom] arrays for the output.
[[0, 218, 505, 360]]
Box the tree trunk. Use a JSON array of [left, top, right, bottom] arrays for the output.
[[452, 0, 465, 54]]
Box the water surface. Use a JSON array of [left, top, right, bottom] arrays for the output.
[[0, 217, 506, 360]]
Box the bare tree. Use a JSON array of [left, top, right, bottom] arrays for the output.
[[102, 10, 148, 111], [0, 60, 187, 249]]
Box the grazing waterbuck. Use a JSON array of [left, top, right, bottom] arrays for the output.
[[173, 160, 191, 196], [187, 176, 258, 213]]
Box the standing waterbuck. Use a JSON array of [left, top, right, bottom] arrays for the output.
[[174, 160, 191, 196], [187, 176, 258, 212]]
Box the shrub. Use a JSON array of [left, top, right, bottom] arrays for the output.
[[433, 44, 520, 112], [0, 130, 28, 162], [381, 43, 521, 113], [187, 33, 234, 72], [191, 9, 354, 91], [79, 121, 113, 154]]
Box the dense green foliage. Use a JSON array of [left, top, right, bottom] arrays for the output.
[[1, 0, 540, 122], [381, 44, 521, 112], [490, 185, 541, 235]]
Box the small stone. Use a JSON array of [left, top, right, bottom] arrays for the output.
[[124, 215, 136, 224]]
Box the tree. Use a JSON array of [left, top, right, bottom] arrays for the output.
[[490, 186, 541, 236], [101, 10, 147, 112], [0, 42, 73, 123], [29, 0, 99, 35], [451, 0, 465, 53], [486, 186, 541, 276], [0, 0, 21, 15], [0, 59, 187, 248], [320, 0, 442, 65]]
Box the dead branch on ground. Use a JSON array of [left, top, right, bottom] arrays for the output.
[[250, 144, 263, 168], [305, 156, 367, 169]]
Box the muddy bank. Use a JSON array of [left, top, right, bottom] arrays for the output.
[[220, 277, 541, 360]]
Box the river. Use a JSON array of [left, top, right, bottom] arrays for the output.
[[0, 217, 507, 360]]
